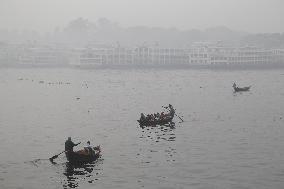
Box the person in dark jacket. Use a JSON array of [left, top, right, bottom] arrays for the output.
[[168, 104, 175, 117], [140, 113, 146, 122], [65, 137, 80, 153]]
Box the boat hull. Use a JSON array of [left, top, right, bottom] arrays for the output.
[[66, 151, 100, 164], [234, 86, 251, 92], [137, 116, 174, 126]]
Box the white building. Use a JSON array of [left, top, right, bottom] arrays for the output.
[[74, 45, 189, 66], [15, 42, 282, 68], [18, 45, 69, 66], [189, 42, 284, 66], [133, 46, 189, 65]]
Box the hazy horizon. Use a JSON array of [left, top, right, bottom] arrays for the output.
[[1, 0, 284, 34]]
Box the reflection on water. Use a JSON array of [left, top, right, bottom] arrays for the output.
[[138, 123, 177, 163], [25, 158, 103, 189], [63, 160, 102, 189], [1, 69, 284, 189], [139, 123, 176, 143]]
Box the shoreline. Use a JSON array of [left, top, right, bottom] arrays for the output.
[[1, 62, 284, 71]]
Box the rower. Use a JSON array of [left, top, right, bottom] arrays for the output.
[[140, 113, 146, 121], [168, 104, 175, 117], [65, 137, 80, 153]]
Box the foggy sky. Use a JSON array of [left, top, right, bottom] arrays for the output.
[[1, 0, 283, 33]]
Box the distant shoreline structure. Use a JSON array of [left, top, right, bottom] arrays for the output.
[[2, 62, 284, 71], [0, 42, 284, 69], [73, 62, 284, 71]]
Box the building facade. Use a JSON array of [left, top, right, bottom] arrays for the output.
[[0, 42, 283, 68], [189, 42, 284, 66]]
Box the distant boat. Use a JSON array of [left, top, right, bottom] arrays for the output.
[[138, 104, 177, 126], [233, 83, 251, 92], [137, 115, 174, 127]]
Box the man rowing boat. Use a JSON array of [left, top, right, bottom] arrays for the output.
[[65, 137, 80, 153], [168, 104, 175, 117], [139, 104, 175, 123]]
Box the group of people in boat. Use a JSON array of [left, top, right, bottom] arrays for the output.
[[139, 104, 175, 123]]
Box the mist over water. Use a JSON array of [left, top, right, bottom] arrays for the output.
[[0, 68, 284, 189]]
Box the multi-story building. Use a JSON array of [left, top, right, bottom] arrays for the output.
[[272, 49, 284, 64], [74, 46, 134, 66], [74, 45, 190, 67], [189, 42, 211, 65], [18, 45, 69, 66], [1, 42, 283, 68], [189, 42, 284, 66], [0, 42, 21, 66]]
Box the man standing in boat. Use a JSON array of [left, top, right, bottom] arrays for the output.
[[65, 137, 80, 153], [140, 113, 146, 122], [168, 104, 175, 117]]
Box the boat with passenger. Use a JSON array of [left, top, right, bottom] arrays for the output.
[[137, 114, 174, 126], [49, 138, 101, 164], [233, 83, 251, 92], [137, 104, 176, 126], [66, 145, 101, 164]]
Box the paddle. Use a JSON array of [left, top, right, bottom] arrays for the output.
[[49, 142, 81, 162], [174, 112, 184, 122], [162, 106, 184, 122], [49, 150, 65, 162]]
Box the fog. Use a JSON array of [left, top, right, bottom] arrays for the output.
[[0, 0, 283, 67], [1, 1, 284, 189], [1, 0, 284, 33]]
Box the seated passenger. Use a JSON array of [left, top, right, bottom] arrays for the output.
[[84, 141, 93, 155], [93, 145, 101, 153], [157, 112, 160, 118], [160, 112, 165, 119]]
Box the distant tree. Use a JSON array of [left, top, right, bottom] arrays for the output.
[[60, 18, 97, 45], [241, 33, 284, 48], [64, 17, 95, 32]]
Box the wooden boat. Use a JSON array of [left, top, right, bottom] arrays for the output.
[[137, 115, 174, 126], [66, 146, 101, 164], [233, 86, 251, 92], [233, 83, 251, 92]]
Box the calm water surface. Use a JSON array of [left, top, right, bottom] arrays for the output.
[[0, 68, 284, 189]]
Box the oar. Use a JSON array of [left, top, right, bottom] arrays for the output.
[[49, 142, 81, 162], [162, 106, 184, 122], [49, 150, 65, 162], [175, 113, 184, 122]]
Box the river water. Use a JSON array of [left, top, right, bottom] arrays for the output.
[[0, 68, 284, 189]]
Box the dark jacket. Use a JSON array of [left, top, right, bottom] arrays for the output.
[[65, 140, 77, 152], [169, 107, 175, 117]]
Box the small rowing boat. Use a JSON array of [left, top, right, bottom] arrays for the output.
[[65, 146, 101, 164], [137, 115, 174, 126], [233, 83, 251, 92]]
